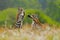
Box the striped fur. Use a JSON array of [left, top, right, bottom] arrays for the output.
[[28, 14, 50, 30], [28, 14, 43, 30], [15, 7, 25, 28]]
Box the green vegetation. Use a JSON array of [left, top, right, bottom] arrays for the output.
[[0, 0, 60, 27], [0, 0, 60, 40], [0, 8, 60, 27]]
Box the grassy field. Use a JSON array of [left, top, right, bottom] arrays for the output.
[[0, 24, 60, 40]]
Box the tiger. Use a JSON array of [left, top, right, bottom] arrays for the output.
[[28, 14, 50, 31], [15, 7, 25, 28]]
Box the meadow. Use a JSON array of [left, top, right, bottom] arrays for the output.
[[0, 24, 60, 40], [0, 0, 60, 40], [0, 8, 60, 40]]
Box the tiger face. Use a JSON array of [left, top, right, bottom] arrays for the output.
[[28, 14, 50, 31], [28, 14, 42, 30], [15, 7, 25, 28]]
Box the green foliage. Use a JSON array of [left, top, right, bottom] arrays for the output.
[[0, 0, 60, 24], [0, 8, 60, 26], [0, 8, 17, 25], [0, 0, 41, 10], [46, 0, 60, 22], [24, 9, 60, 25]]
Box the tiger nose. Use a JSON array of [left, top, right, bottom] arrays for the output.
[[28, 15, 31, 18], [28, 15, 30, 17]]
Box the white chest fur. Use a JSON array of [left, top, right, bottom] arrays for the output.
[[20, 11, 24, 16]]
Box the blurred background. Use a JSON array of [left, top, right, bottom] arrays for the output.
[[0, 0, 60, 27]]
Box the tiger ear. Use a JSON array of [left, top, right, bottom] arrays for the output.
[[18, 7, 21, 10], [18, 7, 24, 11]]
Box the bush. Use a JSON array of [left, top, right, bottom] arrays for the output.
[[0, 8, 17, 25], [0, 8, 60, 27]]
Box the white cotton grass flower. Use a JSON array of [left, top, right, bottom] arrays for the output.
[[0, 24, 60, 40], [1, 34, 5, 38], [53, 34, 60, 40], [0, 31, 6, 38]]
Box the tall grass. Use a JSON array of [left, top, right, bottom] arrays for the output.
[[0, 24, 60, 40]]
